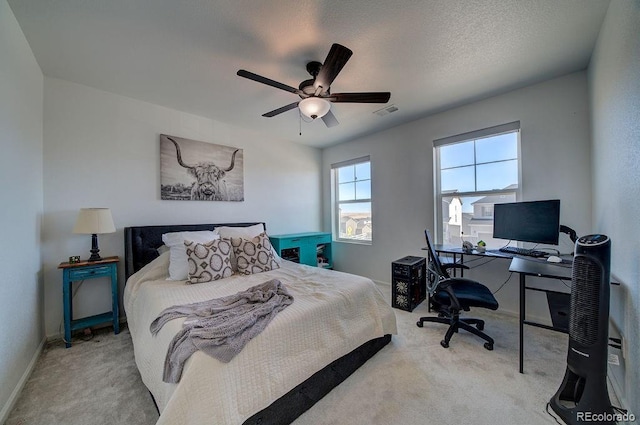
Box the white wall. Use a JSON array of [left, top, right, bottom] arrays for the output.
[[0, 0, 45, 420], [42, 78, 322, 337], [589, 0, 639, 416], [322, 72, 592, 320]]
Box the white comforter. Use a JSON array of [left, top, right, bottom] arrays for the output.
[[124, 252, 397, 425]]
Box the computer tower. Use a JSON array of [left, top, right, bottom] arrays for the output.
[[391, 256, 426, 312], [550, 234, 614, 425]]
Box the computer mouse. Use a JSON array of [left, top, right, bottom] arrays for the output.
[[547, 255, 562, 263]]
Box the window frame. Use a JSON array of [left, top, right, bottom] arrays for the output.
[[433, 122, 521, 246], [331, 156, 372, 245]]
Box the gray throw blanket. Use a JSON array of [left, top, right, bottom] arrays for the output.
[[150, 279, 293, 383]]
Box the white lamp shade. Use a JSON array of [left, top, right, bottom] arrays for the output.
[[299, 97, 331, 119], [73, 208, 116, 234]]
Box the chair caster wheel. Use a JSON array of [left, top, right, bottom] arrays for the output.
[[416, 321, 423, 328], [484, 342, 493, 351], [440, 340, 449, 348], [477, 323, 484, 331]]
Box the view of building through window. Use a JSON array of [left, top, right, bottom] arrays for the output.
[[436, 130, 519, 248], [333, 159, 372, 242]]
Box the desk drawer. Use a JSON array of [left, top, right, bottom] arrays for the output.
[[274, 238, 304, 250], [306, 234, 331, 244], [68, 265, 112, 280]]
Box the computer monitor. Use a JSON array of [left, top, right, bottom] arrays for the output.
[[493, 199, 561, 245]]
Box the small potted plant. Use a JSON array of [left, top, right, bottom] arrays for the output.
[[476, 240, 486, 253]]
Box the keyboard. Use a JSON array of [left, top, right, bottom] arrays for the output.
[[498, 246, 546, 258]]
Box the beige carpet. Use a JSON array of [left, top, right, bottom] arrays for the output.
[[7, 287, 580, 425]]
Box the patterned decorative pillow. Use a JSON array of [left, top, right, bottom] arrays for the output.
[[184, 239, 233, 284], [230, 232, 280, 275]]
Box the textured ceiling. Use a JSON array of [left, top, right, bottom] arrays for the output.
[[8, 0, 610, 148]]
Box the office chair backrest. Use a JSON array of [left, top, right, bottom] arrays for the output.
[[424, 229, 450, 284]]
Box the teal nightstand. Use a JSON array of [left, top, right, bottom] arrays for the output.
[[269, 232, 332, 268], [58, 256, 120, 348]]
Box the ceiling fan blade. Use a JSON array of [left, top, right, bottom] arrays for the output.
[[314, 44, 353, 91], [262, 101, 299, 117], [237, 69, 301, 95], [329, 92, 391, 103], [321, 110, 339, 128]]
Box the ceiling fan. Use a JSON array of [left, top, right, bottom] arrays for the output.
[[237, 43, 391, 128]]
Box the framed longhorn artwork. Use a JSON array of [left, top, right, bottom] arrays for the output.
[[160, 134, 244, 201]]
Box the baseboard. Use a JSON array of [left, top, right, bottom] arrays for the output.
[[372, 279, 390, 287], [0, 336, 46, 424]]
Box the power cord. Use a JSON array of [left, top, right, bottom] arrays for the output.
[[611, 405, 632, 422], [461, 256, 498, 268], [500, 240, 514, 249], [441, 254, 497, 269], [439, 254, 507, 293], [558, 278, 572, 289], [492, 272, 514, 295], [545, 402, 564, 425]]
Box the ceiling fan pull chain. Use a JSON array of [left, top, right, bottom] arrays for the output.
[[299, 110, 302, 136]]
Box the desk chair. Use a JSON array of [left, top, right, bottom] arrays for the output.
[[417, 230, 499, 350]]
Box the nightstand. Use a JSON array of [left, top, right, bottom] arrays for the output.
[[58, 256, 120, 348]]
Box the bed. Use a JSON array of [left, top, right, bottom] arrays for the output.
[[123, 223, 397, 425]]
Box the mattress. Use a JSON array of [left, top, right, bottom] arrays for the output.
[[124, 251, 397, 425]]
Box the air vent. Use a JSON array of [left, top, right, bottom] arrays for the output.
[[373, 104, 398, 117]]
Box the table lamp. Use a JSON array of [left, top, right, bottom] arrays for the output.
[[73, 208, 116, 261]]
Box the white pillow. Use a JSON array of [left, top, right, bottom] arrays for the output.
[[216, 223, 266, 239], [162, 230, 219, 280]]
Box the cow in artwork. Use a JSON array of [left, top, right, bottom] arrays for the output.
[[167, 136, 240, 201]]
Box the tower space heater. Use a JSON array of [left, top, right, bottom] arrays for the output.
[[550, 234, 613, 425]]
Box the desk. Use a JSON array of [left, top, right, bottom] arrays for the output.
[[433, 245, 511, 277], [428, 246, 572, 373], [508, 257, 572, 373]]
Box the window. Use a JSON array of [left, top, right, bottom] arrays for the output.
[[332, 157, 372, 243], [434, 122, 520, 248]]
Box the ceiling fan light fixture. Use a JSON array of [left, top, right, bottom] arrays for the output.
[[299, 97, 330, 120]]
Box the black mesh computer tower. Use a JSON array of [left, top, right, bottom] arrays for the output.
[[391, 256, 426, 312], [550, 234, 614, 425]]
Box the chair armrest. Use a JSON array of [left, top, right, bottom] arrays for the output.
[[437, 279, 462, 312], [442, 263, 469, 271]]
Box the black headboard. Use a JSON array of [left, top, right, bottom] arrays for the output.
[[124, 222, 264, 280]]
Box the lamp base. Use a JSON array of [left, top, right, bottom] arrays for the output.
[[88, 233, 102, 262]]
